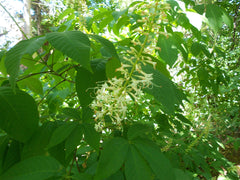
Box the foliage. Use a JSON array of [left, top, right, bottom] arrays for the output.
[[0, 0, 239, 179]]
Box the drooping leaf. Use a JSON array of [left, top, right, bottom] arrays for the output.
[[157, 35, 178, 67], [91, 58, 108, 82], [95, 137, 129, 180], [47, 122, 76, 148], [0, 156, 62, 180], [76, 67, 95, 107], [206, 4, 223, 32], [191, 42, 202, 56], [125, 145, 153, 180], [0, 87, 39, 142], [89, 35, 119, 59], [134, 138, 175, 180], [2, 140, 21, 172], [46, 31, 91, 70], [61, 108, 81, 120], [142, 65, 184, 114], [18, 77, 43, 95], [83, 124, 100, 151], [197, 67, 208, 81], [21, 121, 61, 159], [127, 123, 153, 140], [65, 125, 83, 158], [4, 37, 45, 90], [106, 57, 121, 79]]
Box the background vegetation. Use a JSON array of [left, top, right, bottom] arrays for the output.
[[0, 0, 239, 179]]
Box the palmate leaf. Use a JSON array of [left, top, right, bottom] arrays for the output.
[[65, 125, 83, 158], [142, 65, 186, 114], [0, 156, 62, 180], [83, 124, 100, 151], [76, 67, 95, 107], [125, 145, 153, 180], [94, 137, 129, 180], [46, 31, 91, 70], [47, 122, 77, 149], [0, 87, 39, 142], [89, 34, 119, 59], [4, 37, 46, 90], [134, 138, 175, 180]]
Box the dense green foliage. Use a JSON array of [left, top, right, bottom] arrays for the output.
[[0, 0, 239, 179]]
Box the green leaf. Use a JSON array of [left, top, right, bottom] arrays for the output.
[[174, 169, 192, 180], [206, 4, 223, 32], [0, 56, 7, 77], [194, 4, 205, 15], [0, 156, 62, 180], [65, 125, 83, 158], [191, 42, 202, 56], [4, 37, 45, 90], [0, 135, 9, 174], [197, 68, 208, 80], [83, 124, 100, 151], [73, 173, 93, 180], [89, 35, 119, 59], [76, 67, 95, 107], [47, 122, 76, 148], [46, 31, 91, 70], [157, 35, 178, 67], [113, 15, 130, 36], [0, 87, 39, 142], [125, 145, 153, 180], [18, 77, 43, 95], [175, 113, 192, 126], [127, 123, 153, 140], [222, 11, 233, 29], [134, 139, 175, 180], [106, 57, 121, 79], [61, 108, 81, 120], [91, 58, 107, 82], [106, 170, 124, 180], [142, 65, 184, 114], [21, 121, 60, 159], [2, 140, 21, 172], [95, 137, 129, 180]]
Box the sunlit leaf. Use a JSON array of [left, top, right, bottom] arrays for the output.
[[4, 37, 45, 90], [46, 31, 91, 70]]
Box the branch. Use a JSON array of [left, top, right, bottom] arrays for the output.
[[59, 64, 80, 76], [17, 71, 52, 82], [38, 79, 66, 105], [0, 2, 28, 39]]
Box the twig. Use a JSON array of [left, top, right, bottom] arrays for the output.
[[17, 71, 52, 82], [74, 149, 81, 173], [38, 79, 66, 105], [59, 64, 80, 76]]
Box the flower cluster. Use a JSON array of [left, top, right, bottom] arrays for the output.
[[91, 1, 170, 131]]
